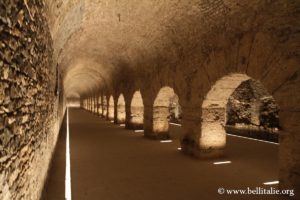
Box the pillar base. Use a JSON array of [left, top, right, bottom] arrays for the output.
[[181, 138, 225, 158], [117, 119, 126, 124], [107, 117, 114, 121], [144, 131, 170, 140], [126, 123, 144, 130], [182, 146, 225, 158], [193, 148, 225, 159]]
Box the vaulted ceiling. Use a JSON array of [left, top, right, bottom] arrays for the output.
[[45, 0, 293, 98]]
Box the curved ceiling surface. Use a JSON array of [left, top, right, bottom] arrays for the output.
[[45, 0, 276, 98]]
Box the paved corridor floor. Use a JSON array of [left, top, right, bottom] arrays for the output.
[[42, 108, 290, 200]]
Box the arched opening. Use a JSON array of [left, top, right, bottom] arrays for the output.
[[102, 95, 107, 117], [153, 86, 181, 139], [225, 79, 279, 142], [117, 94, 126, 123], [130, 90, 144, 129], [93, 96, 97, 114], [108, 96, 114, 120], [200, 73, 280, 156]]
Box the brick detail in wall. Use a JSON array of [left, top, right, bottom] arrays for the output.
[[0, 1, 62, 199]]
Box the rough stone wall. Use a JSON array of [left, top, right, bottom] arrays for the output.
[[0, 1, 63, 200], [226, 79, 279, 128], [169, 94, 181, 124], [225, 79, 279, 141], [260, 96, 280, 128]]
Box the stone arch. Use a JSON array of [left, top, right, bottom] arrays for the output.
[[200, 73, 280, 157], [108, 95, 114, 120], [129, 90, 144, 129], [93, 95, 97, 114], [117, 94, 126, 123], [152, 86, 181, 139]]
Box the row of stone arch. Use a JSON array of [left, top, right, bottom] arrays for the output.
[[81, 72, 300, 193], [83, 86, 183, 139]]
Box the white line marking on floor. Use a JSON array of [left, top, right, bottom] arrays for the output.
[[227, 133, 279, 145], [213, 161, 232, 165], [65, 108, 72, 200], [263, 181, 279, 185]]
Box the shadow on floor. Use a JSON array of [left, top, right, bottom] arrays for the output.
[[41, 114, 66, 200]]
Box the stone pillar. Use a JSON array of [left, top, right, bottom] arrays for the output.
[[86, 98, 88, 110], [96, 94, 99, 116], [90, 97, 92, 112], [199, 105, 226, 158], [89, 97, 91, 112], [125, 98, 132, 128], [94, 95, 96, 114], [89, 97, 92, 112], [101, 96, 105, 118], [143, 97, 169, 139], [92, 96, 94, 113], [143, 104, 170, 140], [179, 101, 225, 158], [95, 95, 98, 114], [91, 97, 93, 112], [99, 95, 103, 117], [93, 95, 97, 114], [152, 105, 171, 139], [143, 103, 154, 137], [86, 97, 90, 111], [180, 105, 201, 156]]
